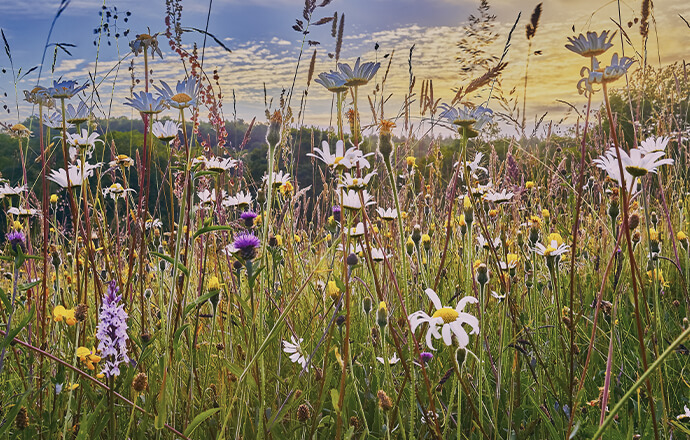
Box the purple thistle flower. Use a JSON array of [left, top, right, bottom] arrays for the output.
[[6, 230, 26, 254], [420, 352, 434, 365], [240, 210, 257, 228], [96, 281, 129, 378], [233, 232, 261, 261]]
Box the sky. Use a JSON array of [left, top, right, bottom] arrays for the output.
[[0, 0, 688, 137]]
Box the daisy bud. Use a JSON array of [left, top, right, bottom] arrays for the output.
[[376, 301, 388, 329], [476, 263, 489, 287], [453, 347, 467, 374], [266, 110, 281, 147], [406, 237, 415, 256], [346, 252, 359, 266], [651, 211, 658, 229], [422, 234, 431, 251], [378, 131, 393, 164], [412, 225, 422, 244], [362, 297, 372, 315], [608, 201, 619, 224]]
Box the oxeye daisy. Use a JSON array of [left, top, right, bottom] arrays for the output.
[[283, 336, 309, 370], [338, 189, 376, 210], [223, 191, 253, 208], [48, 161, 102, 188], [203, 156, 238, 173], [151, 120, 180, 142], [307, 139, 346, 168], [124, 91, 167, 114], [483, 189, 514, 204], [48, 80, 89, 99], [64, 101, 91, 125], [154, 78, 199, 109], [408, 288, 479, 350], [638, 136, 670, 154], [263, 170, 290, 188], [621, 148, 674, 177], [314, 71, 348, 93], [339, 171, 376, 190], [337, 57, 380, 87], [565, 30, 615, 58]]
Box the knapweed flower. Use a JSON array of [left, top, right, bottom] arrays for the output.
[[240, 210, 258, 228], [48, 80, 89, 99], [124, 91, 167, 114], [76, 346, 102, 370], [420, 351, 434, 365], [337, 57, 380, 87], [233, 232, 261, 261], [314, 71, 348, 93], [129, 32, 163, 58], [151, 120, 180, 142], [408, 288, 479, 350], [96, 281, 129, 378], [283, 336, 309, 370], [53, 305, 77, 326], [565, 30, 615, 57], [154, 78, 199, 109], [6, 230, 26, 254]]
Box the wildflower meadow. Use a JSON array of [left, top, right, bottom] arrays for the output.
[[0, 0, 689, 438]]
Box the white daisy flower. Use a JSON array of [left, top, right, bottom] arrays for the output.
[[223, 191, 253, 208], [47, 161, 101, 188], [565, 30, 615, 58], [638, 136, 670, 154], [152, 120, 180, 142], [483, 189, 514, 204], [307, 139, 345, 168], [376, 353, 400, 365], [534, 239, 570, 257], [376, 207, 398, 221], [7, 207, 40, 217], [339, 171, 376, 190], [338, 189, 375, 210], [204, 156, 238, 173], [408, 288, 479, 351], [282, 336, 309, 370], [263, 170, 290, 188]]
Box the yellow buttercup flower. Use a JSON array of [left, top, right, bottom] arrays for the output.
[[525, 181, 535, 189]]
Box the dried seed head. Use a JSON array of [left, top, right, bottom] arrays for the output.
[[132, 372, 148, 393], [15, 406, 28, 430], [377, 390, 393, 411], [74, 303, 88, 322], [297, 404, 311, 422]]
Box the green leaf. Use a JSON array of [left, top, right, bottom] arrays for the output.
[[75, 395, 108, 440], [192, 225, 234, 241], [18, 279, 41, 292], [330, 388, 340, 413], [174, 324, 191, 348], [151, 252, 189, 277], [183, 407, 221, 437], [183, 290, 220, 320], [0, 308, 35, 352], [0, 390, 29, 435]]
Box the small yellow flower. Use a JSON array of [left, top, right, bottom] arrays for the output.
[[274, 234, 283, 246], [294, 234, 301, 243], [50, 194, 59, 204], [525, 181, 535, 189], [421, 234, 431, 244], [406, 156, 416, 167], [280, 181, 294, 195], [207, 276, 221, 291], [463, 195, 472, 211], [12, 221, 22, 231], [254, 214, 262, 226], [647, 268, 669, 287], [458, 214, 467, 227], [488, 208, 498, 218], [649, 228, 660, 242], [547, 233, 564, 247], [530, 215, 542, 228], [53, 305, 77, 326], [325, 233, 332, 241], [473, 260, 483, 271], [541, 209, 550, 219], [326, 280, 340, 301], [401, 211, 408, 219], [507, 253, 520, 268]]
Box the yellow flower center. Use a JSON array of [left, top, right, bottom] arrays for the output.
[[432, 307, 459, 324], [544, 245, 557, 256], [172, 93, 192, 103], [334, 156, 344, 164], [137, 33, 152, 40]]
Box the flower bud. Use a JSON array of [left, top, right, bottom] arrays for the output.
[[376, 301, 388, 328]]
